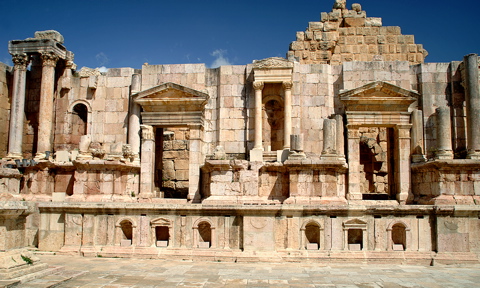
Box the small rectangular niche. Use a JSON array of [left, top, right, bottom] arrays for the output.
[[362, 194, 390, 200]]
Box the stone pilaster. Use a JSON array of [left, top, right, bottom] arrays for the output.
[[283, 81, 293, 150], [411, 110, 426, 163], [464, 54, 480, 159], [7, 53, 30, 159], [140, 125, 155, 198], [35, 52, 59, 160], [346, 125, 362, 200], [321, 118, 337, 160], [128, 74, 142, 164], [435, 107, 453, 159]]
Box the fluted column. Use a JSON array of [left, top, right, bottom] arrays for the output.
[[464, 54, 480, 159], [283, 81, 293, 149], [128, 74, 142, 164], [7, 53, 30, 159], [253, 81, 264, 150], [435, 107, 453, 159], [35, 52, 59, 159]]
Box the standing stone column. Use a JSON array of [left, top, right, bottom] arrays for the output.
[[346, 125, 362, 200], [321, 118, 337, 160], [335, 115, 345, 160], [7, 53, 30, 159], [35, 52, 59, 160], [253, 81, 264, 150], [283, 81, 293, 150], [435, 107, 453, 159], [140, 125, 155, 198], [396, 125, 412, 204], [411, 110, 426, 163], [128, 74, 142, 164], [464, 53, 480, 159]]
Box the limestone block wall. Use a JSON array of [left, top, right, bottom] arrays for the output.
[[342, 61, 411, 91], [217, 65, 247, 156], [287, 4, 427, 65], [293, 64, 334, 154], [0, 63, 11, 158]]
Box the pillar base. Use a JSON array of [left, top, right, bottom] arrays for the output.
[[467, 151, 480, 160], [250, 149, 263, 162], [34, 152, 50, 161], [435, 150, 453, 160], [412, 154, 426, 163], [5, 153, 22, 160]]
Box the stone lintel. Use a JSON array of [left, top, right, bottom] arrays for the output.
[[8, 39, 68, 59], [411, 159, 480, 172]]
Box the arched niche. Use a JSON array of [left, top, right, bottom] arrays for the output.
[[300, 220, 324, 250], [115, 217, 137, 247], [68, 100, 92, 145], [387, 221, 411, 251], [192, 218, 216, 248]]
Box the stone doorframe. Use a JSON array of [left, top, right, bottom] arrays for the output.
[[340, 81, 419, 204], [133, 82, 209, 202], [343, 218, 367, 251]]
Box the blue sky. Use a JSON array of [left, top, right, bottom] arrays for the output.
[[1, 0, 478, 69]]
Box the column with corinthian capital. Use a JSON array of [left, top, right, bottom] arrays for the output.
[[35, 52, 59, 160], [7, 54, 30, 159], [283, 81, 293, 150]]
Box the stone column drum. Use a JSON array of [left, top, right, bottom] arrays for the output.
[[140, 125, 155, 198], [35, 52, 59, 159], [253, 81, 264, 150], [464, 53, 480, 159], [7, 53, 30, 159], [435, 107, 453, 159]]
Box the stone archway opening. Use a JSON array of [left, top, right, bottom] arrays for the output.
[[392, 223, 407, 251], [71, 103, 88, 145], [305, 222, 321, 250], [120, 220, 133, 246], [197, 221, 212, 248]]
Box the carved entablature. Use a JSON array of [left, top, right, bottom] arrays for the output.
[[134, 82, 209, 126], [253, 57, 294, 84], [340, 81, 418, 113]]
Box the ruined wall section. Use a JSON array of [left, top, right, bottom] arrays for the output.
[[0, 63, 11, 158], [288, 3, 428, 65]]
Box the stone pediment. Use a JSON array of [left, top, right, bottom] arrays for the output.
[[340, 81, 418, 112], [253, 57, 294, 69], [134, 82, 209, 113]]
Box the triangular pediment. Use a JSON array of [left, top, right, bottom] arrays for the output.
[[253, 57, 294, 69], [340, 81, 418, 112], [134, 82, 209, 113]]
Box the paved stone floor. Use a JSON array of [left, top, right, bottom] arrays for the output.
[[20, 255, 480, 288]]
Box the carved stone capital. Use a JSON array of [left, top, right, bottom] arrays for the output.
[[253, 81, 264, 91], [282, 81, 293, 90], [41, 52, 59, 67], [11, 53, 29, 71], [140, 125, 155, 140]]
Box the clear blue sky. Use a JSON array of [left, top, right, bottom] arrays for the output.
[[1, 0, 478, 69]]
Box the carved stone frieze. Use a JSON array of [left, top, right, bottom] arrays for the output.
[[140, 125, 155, 141], [282, 81, 293, 90], [252, 81, 264, 91]]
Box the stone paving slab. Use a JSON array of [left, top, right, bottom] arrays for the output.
[[20, 255, 480, 288]]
